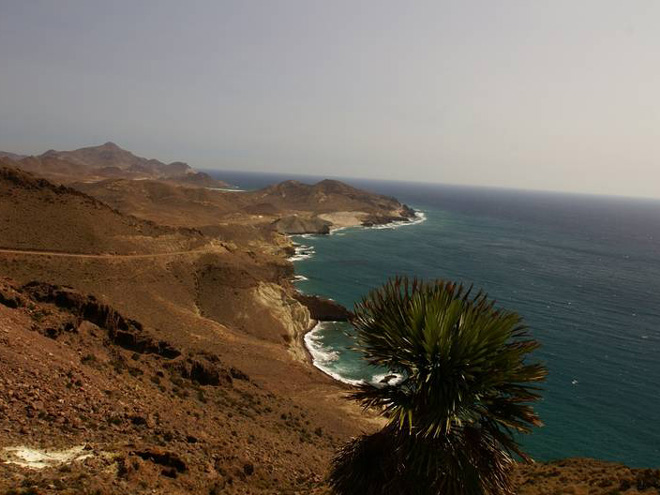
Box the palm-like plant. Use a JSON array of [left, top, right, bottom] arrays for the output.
[[329, 277, 547, 495]]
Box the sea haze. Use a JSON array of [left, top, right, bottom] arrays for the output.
[[208, 170, 660, 467]]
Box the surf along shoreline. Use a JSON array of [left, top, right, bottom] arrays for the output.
[[288, 209, 427, 386]]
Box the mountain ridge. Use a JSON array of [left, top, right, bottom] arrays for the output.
[[1, 143, 228, 188]]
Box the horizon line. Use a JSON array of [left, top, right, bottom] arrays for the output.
[[200, 167, 660, 204]]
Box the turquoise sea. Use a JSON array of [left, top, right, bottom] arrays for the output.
[[210, 170, 660, 467]]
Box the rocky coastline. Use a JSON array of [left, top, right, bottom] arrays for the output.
[[0, 146, 653, 494]]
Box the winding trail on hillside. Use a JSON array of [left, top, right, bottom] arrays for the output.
[[0, 246, 224, 259]]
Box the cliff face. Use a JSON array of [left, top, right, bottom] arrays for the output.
[[253, 282, 313, 363], [293, 293, 351, 321], [272, 215, 332, 234]]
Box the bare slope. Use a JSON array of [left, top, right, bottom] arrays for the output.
[[75, 177, 416, 235], [74, 178, 243, 227], [252, 179, 407, 214], [41, 141, 189, 175], [0, 161, 204, 254], [0, 150, 27, 160], [5, 142, 228, 187], [0, 276, 355, 495]]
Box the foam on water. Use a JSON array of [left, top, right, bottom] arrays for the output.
[[304, 323, 365, 386], [287, 243, 315, 262], [367, 210, 427, 230], [329, 226, 348, 235]]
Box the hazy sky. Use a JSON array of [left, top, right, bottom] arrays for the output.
[[1, 1, 659, 198]]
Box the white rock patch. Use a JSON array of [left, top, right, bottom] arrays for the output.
[[1, 445, 93, 469]]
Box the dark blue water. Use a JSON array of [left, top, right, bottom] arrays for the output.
[[208, 170, 660, 467]]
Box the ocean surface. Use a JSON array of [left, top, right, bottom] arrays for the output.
[[208, 170, 660, 467]]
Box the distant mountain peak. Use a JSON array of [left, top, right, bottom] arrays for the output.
[[0, 150, 28, 161], [101, 141, 121, 149]]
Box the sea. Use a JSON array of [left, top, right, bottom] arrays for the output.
[[207, 169, 660, 467]]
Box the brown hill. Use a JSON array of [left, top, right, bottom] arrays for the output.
[[0, 275, 356, 494], [0, 161, 204, 254], [0, 150, 26, 161], [14, 155, 98, 183], [74, 178, 243, 226], [41, 142, 187, 174], [253, 179, 412, 215], [75, 177, 416, 236], [5, 142, 229, 187]]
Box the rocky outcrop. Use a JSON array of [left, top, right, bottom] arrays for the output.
[[293, 293, 351, 321], [252, 179, 411, 218], [361, 204, 416, 227], [272, 215, 332, 235], [20, 281, 180, 359], [132, 448, 188, 478], [165, 354, 234, 387]]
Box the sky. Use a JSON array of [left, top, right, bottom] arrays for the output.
[[1, 0, 659, 198]]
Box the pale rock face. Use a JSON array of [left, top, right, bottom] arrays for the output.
[[253, 282, 312, 363]]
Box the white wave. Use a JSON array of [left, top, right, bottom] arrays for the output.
[[368, 210, 427, 230], [206, 187, 246, 192], [288, 254, 312, 261], [287, 244, 316, 262], [329, 226, 348, 235], [304, 322, 365, 386], [292, 274, 309, 282]]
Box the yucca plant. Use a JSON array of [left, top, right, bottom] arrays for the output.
[[329, 277, 547, 495]]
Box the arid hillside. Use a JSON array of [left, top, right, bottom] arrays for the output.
[[0, 150, 27, 160], [1, 142, 228, 188], [41, 141, 186, 172], [253, 179, 409, 215], [0, 165, 371, 494], [0, 276, 362, 495], [75, 176, 416, 235], [74, 178, 244, 227], [0, 162, 205, 255]]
